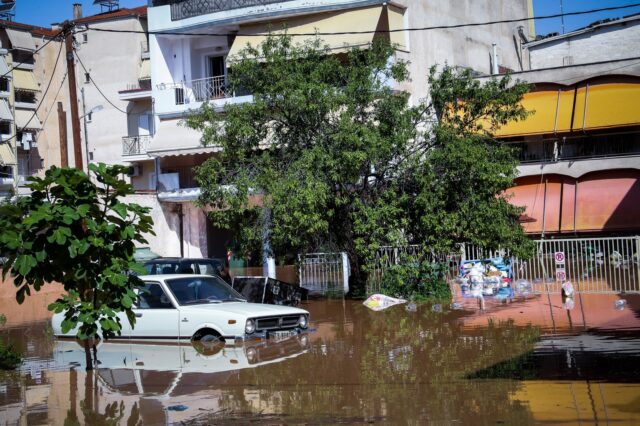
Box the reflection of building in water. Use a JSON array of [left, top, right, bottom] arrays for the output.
[[457, 292, 640, 333], [511, 381, 640, 424]]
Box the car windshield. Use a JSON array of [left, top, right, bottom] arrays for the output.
[[166, 276, 246, 305]]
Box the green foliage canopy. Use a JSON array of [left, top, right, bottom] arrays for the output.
[[187, 35, 534, 291], [0, 164, 154, 341]]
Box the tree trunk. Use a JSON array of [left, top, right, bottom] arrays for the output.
[[83, 339, 93, 371]]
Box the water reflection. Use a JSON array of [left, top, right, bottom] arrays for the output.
[[0, 292, 639, 424]]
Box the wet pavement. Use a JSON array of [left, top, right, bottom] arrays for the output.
[[1, 289, 640, 425]]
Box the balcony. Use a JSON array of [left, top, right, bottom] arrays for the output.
[[119, 80, 152, 101], [164, 0, 296, 21], [162, 75, 233, 107], [122, 135, 151, 158]]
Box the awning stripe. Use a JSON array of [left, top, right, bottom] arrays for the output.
[[227, 5, 391, 62], [5, 29, 36, 52], [15, 109, 42, 130], [495, 82, 640, 137], [0, 100, 12, 121], [13, 69, 39, 92]]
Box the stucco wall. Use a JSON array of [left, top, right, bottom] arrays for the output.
[[395, 0, 531, 103], [528, 20, 640, 70], [72, 16, 148, 168], [124, 193, 209, 258]]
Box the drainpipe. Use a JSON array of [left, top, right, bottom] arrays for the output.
[[491, 43, 499, 75], [177, 204, 184, 257]]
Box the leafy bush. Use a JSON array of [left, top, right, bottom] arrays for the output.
[[0, 340, 22, 370], [379, 260, 451, 300]]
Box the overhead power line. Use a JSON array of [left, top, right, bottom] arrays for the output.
[[86, 2, 640, 37], [4, 36, 65, 144], [1, 29, 64, 79], [73, 49, 127, 114]]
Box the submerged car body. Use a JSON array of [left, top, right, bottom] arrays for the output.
[[51, 274, 310, 343]]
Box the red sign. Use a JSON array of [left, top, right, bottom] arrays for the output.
[[554, 252, 565, 264], [556, 269, 566, 282]]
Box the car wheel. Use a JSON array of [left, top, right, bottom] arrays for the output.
[[193, 328, 223, 343]]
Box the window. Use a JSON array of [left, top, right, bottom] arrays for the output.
[[0, 78, 9, 93], [136, 283, 174, 309], [82, 33, 88, 43], [15, 90, 36, 104], [84, 72, 90, 84], [0, 121, 11, 136]]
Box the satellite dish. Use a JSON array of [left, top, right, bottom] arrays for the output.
[[93, 0, 120, 13], [0, 0, 15, 21]]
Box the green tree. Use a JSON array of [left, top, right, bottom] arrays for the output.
[[187, 35, 533, 295], [0, 164, 154, 369]]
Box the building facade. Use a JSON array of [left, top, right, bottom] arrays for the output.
[[135, 0, 533, 260], [490, 15, 640, 236], [0, 21, 62, 198]]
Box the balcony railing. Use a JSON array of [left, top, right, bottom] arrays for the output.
[[165, 75, 231, 105], [123, 135, 151, 156], [168, 0, 296, 21]]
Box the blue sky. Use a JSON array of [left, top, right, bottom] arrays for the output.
[[13, 0, 640, 36]]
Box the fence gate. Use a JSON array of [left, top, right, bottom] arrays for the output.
[[298, 252, 350, 295]]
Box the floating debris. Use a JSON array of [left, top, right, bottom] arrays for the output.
[[167, 405, 189, 412], [363, 294, 407, 311]]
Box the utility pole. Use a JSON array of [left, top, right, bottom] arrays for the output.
[[81, 87, 90, 173], [57, 102, 68, 167], [63, 21, 83, 170]]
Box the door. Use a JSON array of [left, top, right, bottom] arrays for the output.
[[130, 282, 180, 339], [138, 113, 151, 136], [207, 56, 226, 98]]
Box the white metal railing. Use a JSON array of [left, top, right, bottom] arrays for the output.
[[160, 75, 230, 105], [169, 0, 296, 21], [122, 135, 151, 156], [367, 236, 640, 295], [509, 236, 640, 294], [366, 245, 461, 295], [299, 252, 350, 295]]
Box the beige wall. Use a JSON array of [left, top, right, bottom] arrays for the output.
[[395, 0, 532, 103], [33, 35, 68, 171], [72, 16, 148, 168]]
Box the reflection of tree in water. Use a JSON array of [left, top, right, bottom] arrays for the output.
[[206, 302, 541, 423], [64, 370, 142, 426]]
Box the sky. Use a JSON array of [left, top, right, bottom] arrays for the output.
[[10, 0, 640, 36]]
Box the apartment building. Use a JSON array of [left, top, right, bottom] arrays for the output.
[[135, 0, 533, 259], [487, 16, 640, 236], [0, 21, 62, 198]]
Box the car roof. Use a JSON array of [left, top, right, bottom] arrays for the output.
[[145, 257, 223, 262], [139, 274, 218, 281]]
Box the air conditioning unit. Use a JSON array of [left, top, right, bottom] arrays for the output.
[[127, 163, 141, 177]]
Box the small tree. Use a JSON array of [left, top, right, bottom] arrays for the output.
[[0, 164, 154, 369], [188, 35, 533, 295]]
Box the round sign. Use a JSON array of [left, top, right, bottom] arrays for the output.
[[555, 252, 565, 263]]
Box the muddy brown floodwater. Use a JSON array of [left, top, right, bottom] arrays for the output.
[[1, 288, 640, 425]]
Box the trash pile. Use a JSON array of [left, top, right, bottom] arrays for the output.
[[458, 257, 513, 298]]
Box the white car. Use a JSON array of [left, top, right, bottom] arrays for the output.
[[52, 274, 310, 343]]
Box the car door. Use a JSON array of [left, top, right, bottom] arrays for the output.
[[130, 282, 180, 339]]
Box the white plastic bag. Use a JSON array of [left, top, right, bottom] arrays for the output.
[[363, 294, 407, 311]]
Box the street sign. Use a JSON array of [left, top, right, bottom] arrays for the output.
[[554, 251, 565, 265], [556, 268, 566, 282]]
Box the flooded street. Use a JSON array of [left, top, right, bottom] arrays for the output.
[[1, 290, 640, 425]]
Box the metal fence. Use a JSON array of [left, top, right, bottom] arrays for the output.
[[122, 135, 151, 156], [509, 236, 640, 294], [367, 236, 640, 295], [298, 252, 349, 296], [169, 0, 297, 21], [367, 245, 461, 295]]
